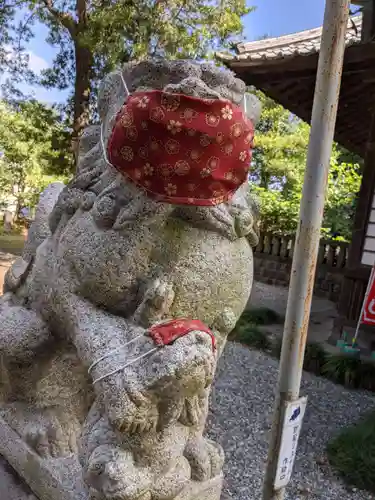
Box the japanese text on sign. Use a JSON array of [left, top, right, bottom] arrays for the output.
[[274, 397, 307, 490]]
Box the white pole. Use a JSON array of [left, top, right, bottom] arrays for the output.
[[261, 1, 350, 499]]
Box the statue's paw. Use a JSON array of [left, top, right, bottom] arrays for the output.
[[25, 425, 70, 458], [144, 280, 174, 314], [85, 445, 152, 500], [1, 404, 80, 458], [24, 411, 80, 458], [184, 437, 224, 482], [211, 308, 237, 336], [133, 279, 175, 328]]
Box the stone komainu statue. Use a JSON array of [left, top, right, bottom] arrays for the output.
[[0, 59, 261, 500]]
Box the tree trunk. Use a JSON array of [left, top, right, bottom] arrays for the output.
[[72, 41, 93, 163]]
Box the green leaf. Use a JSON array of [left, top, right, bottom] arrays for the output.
[[0, 99, 70, 210], [250, 90, 362, 241]]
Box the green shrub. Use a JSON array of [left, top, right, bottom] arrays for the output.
[[322, 354, 362, 388], [303, 342, 327, 373], [230, 307, 280, 350], [239, 307, 282, 326], [233, 324, 271, 351], [232, 308, 375, 394], [358, 360, 375, 392], [272, 339, 327, 375], [328, 411, 375, 493]]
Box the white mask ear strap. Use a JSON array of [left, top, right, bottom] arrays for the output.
[[118, 70, 130, 99], [101, 70, 130, 166], [241, 93, 248, 116], [101, 121, 111, 166]]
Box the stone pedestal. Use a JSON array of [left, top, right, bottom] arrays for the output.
[[0, 416, 222, 500], [0, 416, 87, 500]]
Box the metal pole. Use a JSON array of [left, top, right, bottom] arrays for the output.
[[261, 1, 350, 499]]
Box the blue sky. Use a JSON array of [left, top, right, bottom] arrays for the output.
[[245, 0, 327, 39], [15, 0, 330, 103]]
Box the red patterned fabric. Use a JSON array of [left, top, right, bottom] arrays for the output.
[[148, 319, 216, 352], [107, 90, 254, 207]]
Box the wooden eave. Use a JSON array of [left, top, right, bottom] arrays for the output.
[[218, 17, 375, 158]]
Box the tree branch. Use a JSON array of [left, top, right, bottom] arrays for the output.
[[151, 0, 188, 56], [75, 0, 87, 34], [41, 0, 76, 36], [0, 0, 27, 15], [17, 10, 36, 53]]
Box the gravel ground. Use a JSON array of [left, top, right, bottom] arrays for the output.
[[208, 342, 375, 500]]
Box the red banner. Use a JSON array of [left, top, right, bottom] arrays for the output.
[[362, 269, 375, 325]]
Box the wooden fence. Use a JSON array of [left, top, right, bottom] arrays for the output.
[[253, 233, 350, 301], [255, 233, 349, 269]]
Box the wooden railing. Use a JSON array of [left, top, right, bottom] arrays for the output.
[[255, 233, 349, 270]]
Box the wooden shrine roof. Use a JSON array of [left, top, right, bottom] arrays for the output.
[[217, 16, 375, 157]]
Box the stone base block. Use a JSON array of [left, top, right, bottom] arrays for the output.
[[0, 416, 88, 500], [0, 416, 222, 500]]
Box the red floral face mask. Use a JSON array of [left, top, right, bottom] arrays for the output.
[[107, 90, 254, 207]]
